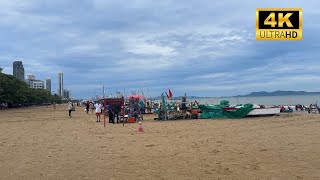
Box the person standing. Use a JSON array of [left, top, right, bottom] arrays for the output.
[[68, 102, 73, 117], [113, 104, 120, 124], [95, 101, 102, 122], [146, 101, 150, 113], [140, 100, 145, 114], [86, 101, 90, 114], [90, 102, 94, 114], [108, 104, 114, 124]]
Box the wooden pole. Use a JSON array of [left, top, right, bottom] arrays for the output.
[[104, 99, 106, 128]]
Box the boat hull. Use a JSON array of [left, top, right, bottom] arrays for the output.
[[247, 108, 280, 116]]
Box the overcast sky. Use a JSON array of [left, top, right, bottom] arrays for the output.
[[0, 0, 319, 99]]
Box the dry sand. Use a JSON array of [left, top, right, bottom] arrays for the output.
[[0, 105, 320, 180]]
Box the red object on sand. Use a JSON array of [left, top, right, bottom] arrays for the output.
[[128, 117, 135, 123]]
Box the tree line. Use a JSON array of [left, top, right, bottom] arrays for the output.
[[0, 73, 63, 108]]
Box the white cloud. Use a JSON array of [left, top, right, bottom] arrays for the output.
[[124, 38, 177, 56], [185, 73, 232, 80], [116, 58, 174, 71]]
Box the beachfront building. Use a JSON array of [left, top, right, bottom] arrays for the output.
[[45, 78, 51, 93], [63, 89, 71, 99], [26, 74, 47, 90], [32, 80, 45, 89], [13, 61, 25, 81], [27, 74, 36, 87], [58, 72, 63, 97], [27, 74, 35, 80]]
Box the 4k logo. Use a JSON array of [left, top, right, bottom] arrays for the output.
[[256, 8, 302, 40]]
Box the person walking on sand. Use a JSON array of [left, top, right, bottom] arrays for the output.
[[53, 102, 56, 110], [68, 102, 73, 117], [95, 101, 102, 122]]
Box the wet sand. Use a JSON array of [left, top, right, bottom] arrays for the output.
[[0, 105, 319, 180]]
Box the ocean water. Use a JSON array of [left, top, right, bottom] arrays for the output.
[[191, 95, 320, 106]]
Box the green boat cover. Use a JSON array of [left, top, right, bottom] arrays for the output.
[[199, 101, 253, 119]]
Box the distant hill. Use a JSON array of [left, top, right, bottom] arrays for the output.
[[237, 91, 320, 97]]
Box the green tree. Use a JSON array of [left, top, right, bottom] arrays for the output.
[[0, 73, 62, 107]]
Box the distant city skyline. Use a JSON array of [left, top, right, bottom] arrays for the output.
[[2, 61, 70, 97], [1, 61, 53, 93]]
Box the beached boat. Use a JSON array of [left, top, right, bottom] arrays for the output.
[[280, 106, 294, 113], [280, 109, 294, 113], [247, 108, 280, 116]]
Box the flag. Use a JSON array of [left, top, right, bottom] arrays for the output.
[[168, 89, 173, 98], [165, 91, 170, 98]]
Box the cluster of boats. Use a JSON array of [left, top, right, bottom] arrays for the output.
[[91, 92, 320, 122], [153, 95, 320, 120]]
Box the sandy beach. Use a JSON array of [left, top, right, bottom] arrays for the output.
[[0, 105, 319, 180]]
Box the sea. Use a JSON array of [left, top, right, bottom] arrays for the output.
[[189, 95, 320, 106]]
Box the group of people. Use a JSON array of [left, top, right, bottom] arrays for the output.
[[82, 101, 121, 123], [82, 101, 102, 122], [128, 98, 153, 115], [68, 99, 151, 123]]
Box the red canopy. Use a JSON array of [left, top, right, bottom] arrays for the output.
[[127, 94, 146, 99]]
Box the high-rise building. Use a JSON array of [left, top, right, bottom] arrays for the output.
[[58, 72, 63, 97], [45, 79, 51, 92], [0, 67, 3, 73], [13, 61, 25, 81]]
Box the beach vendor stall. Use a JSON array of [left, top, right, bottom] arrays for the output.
[[102, 98, 125, 127]]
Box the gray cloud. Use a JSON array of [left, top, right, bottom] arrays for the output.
[[0, 0, 319, 98]]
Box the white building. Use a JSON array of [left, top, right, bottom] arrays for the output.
[[26, 74, 36, 87], [32, 80, 45, 89]]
